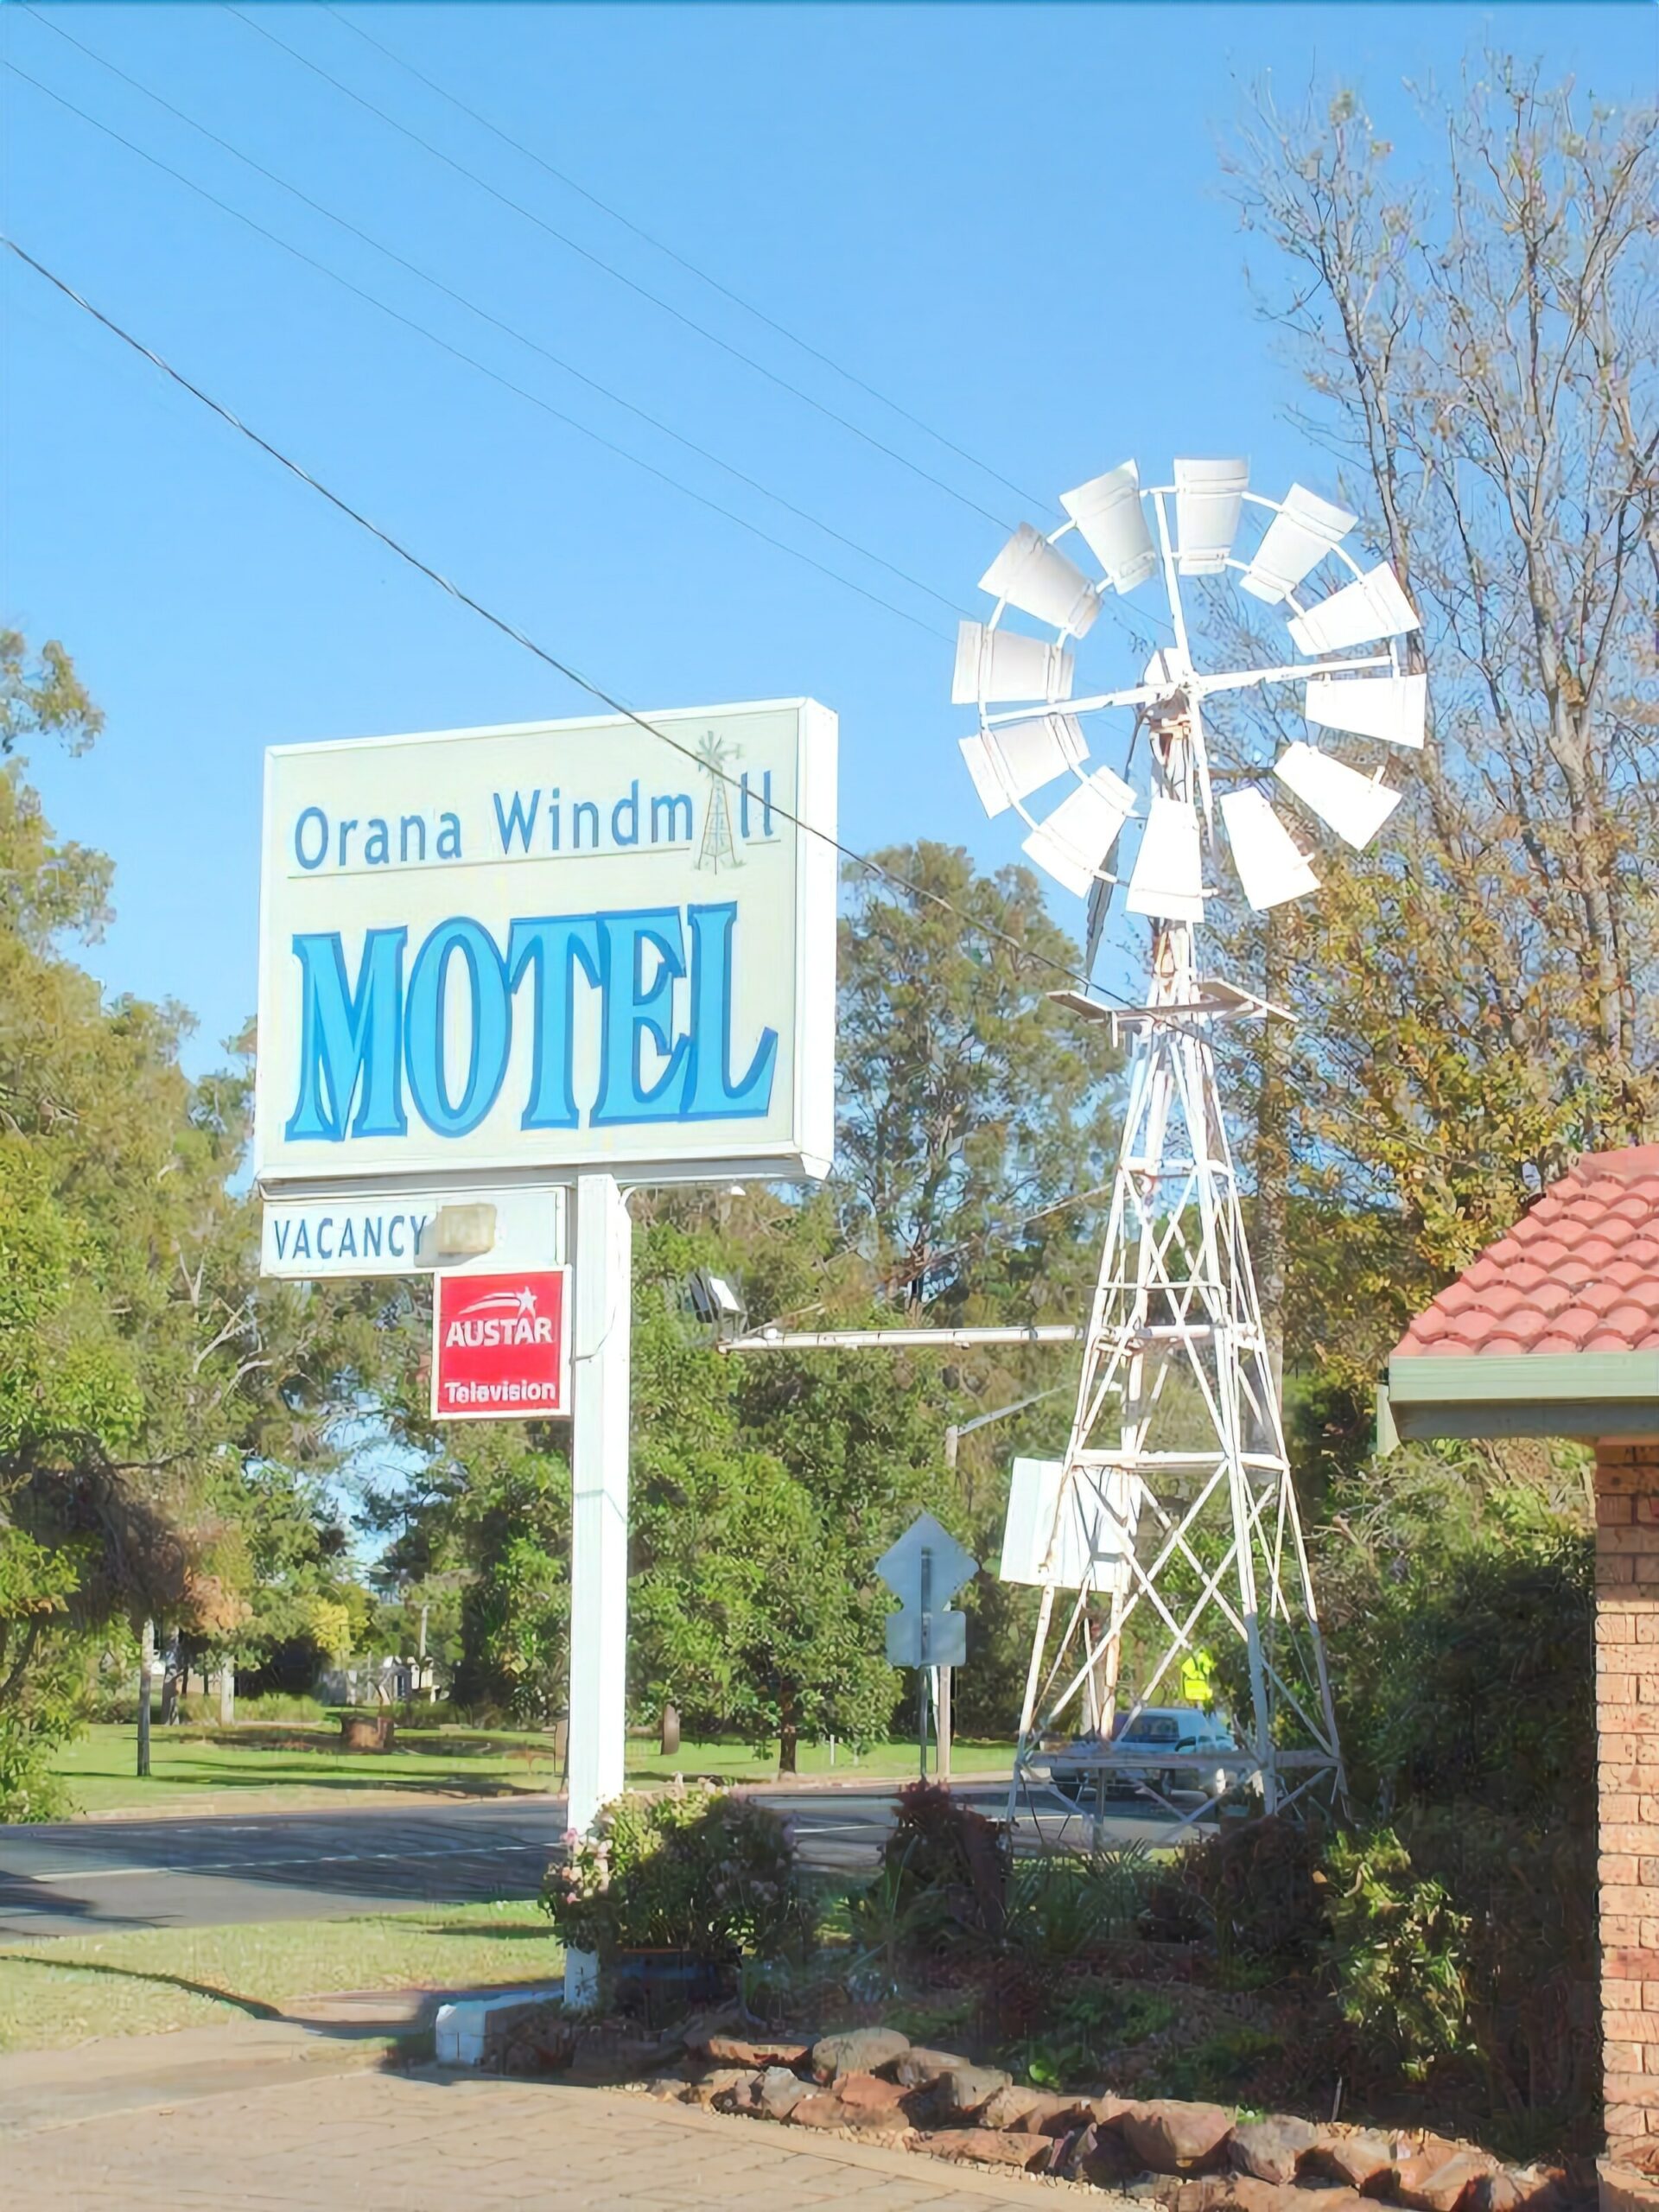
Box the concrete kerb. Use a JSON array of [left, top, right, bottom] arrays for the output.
[[433, 1985, 566, 2067]]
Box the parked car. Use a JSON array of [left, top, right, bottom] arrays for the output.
[[1045, 1705, 1238, 1802]]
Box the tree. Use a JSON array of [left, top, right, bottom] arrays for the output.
[[837, 843, 1118, 1311], [1209, 58, 1658, 1382]]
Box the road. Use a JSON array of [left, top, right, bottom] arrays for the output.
[[0, 1786, 1192, 1939]]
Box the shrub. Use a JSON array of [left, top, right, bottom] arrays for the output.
[[879, 1778, 1009, 1944], [1324, 1825, 1476, 2082], [543, 1783, 801, 1963], [1002, 1848, 1149, 1964], [1183, 1815, 1325, 1971]]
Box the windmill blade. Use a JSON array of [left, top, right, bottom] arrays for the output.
[[979, 524, 1100, 637], [1305, 670, 1427, 749], [1125, 792, 1205, 921], [960, 715, 1087, 818], [1020, 766, 1135, 898], [1274, 741, 1402, 849], [951, 620, 1076, 706], [1219, 789, 1320, 911], [1287, 563, 1419, 655], [1174, 458, 1248, 575], [1084, 874, 1112, 976], [1061, 462, 1158, 593], [1239, 485, 1357, 603]]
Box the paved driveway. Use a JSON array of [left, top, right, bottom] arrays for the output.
[[5, 2063, 1096, 2210]]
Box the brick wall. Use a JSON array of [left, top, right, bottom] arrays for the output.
[[1597, 1440, 1659, 2163]]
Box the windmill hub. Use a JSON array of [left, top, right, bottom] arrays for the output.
[[950, 456, 1426, 1833]]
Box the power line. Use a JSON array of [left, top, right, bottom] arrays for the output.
[[219, 2, 1019, 536], [18, 6, 965, 628], [319, 0, 1054, 521], [0, 232, 1493, 1190], [3, 56, 950, 643]]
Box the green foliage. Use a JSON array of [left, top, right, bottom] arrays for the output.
[[1001, 1849, 1149, 1964], [878, 1777, 1009, 1944], [543, 1783, 801, 1963], [1325, 1827, 1476, 2082]]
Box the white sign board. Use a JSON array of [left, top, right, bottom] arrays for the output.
[[255, 701, 836, 1199], [1000, 1458, 1139, 1591], [886, 1611, 968, 1669], [261, 1185, 565, 1281]]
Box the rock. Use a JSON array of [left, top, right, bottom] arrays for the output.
[[1232, 2118, 1320, 2186], [665, 2003, 742, 2053], [683, 2067, 755, 2110], [728, 2066, 812, 2120], [1013, 2096, 1106, 2132], [1395, 2152, 1497, 2212], [1141, 2180, 1245, 2212], [912, 2129, 1049, 2170], [643, 2077, 695, 2103], [809, 2026, 911, 2083], [1070, 2119, 1144, 2187], [699, 2034, 810, 2070], [1122, 2101, 1237, 2176], [1474, 2170, 1566, 2212], [1218, 2179, 1303, 2212], [789, 2078, 910, 2136], [1306, 2133, 1397, 2193], [933, 2063, 1014, 2120], [890, 2046, 971, 2088]]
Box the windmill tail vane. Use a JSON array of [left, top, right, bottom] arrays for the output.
[[696, 732, 741, 873], [952, 456, 1425, 1836]]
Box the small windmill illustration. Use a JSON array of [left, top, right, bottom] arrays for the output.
[[696, 732, 741, 873]]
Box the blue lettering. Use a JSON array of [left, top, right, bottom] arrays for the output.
[[340, 1219, 358, 1258], [612, 779, 639, 848], [295, 807, 328, 870], [404, 917, 512, 1138], [284, 929, 408, 1143], [651, 793, 693, 843], [572, 799, 600, 850], [318, 1217, 335, 1261], [590, 908, 690, 1125], [365, 820, 390, 867], [273, 1219, 292, 1260], [294, 1222, 312, 1260], [387, 1216, 406, 1259], [507, 916, 601, 1130], [493, 789, 540, 854], [682, 903, 777, 1118], [437, 813, 462, 860], [363, 1217, 383, 1259]]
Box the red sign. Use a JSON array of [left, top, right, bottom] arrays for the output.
[[431, 1268, 570, 1422]]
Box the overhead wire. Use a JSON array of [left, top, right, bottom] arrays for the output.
[[318, 0, 1053, 519], [219, 1, 1019, 535], [0, 236, 1489, 1188], [16, 6, 965, 631], [3, 56, 950, 643]]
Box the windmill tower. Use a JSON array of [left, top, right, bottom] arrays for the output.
[[952, 461, 1426, 1823], [696, 731, 740, 873]]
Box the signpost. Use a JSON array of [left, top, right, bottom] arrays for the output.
[[877, 1513, 976, 1779], [255, 698, 837, 2008]]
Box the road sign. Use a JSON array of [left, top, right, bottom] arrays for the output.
[[886, 1610, 967, 1669], [875, 1512, 976, 1613], [432, 1267, 570, 1422], [262, 1185, 564, 1281]]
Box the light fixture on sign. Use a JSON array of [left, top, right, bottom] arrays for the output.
[[422, 1203, 498, 1265]]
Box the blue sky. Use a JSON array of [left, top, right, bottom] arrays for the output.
[[3, 1, 1653, 1073]]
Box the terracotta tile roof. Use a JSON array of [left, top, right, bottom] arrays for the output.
[[1395, 1144, 1659, 1357]]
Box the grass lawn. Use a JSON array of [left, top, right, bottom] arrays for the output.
[[52, 1724, 1014, 1818], [0, 1901, 562, 2053]]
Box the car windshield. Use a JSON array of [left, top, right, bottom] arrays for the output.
[[1122, 1716, 1179, 1745]]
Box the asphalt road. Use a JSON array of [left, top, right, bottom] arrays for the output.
[[0, 1787, 1192, 1940]]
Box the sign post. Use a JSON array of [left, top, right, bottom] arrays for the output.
[[253, 698, 837, 2012], [877, 1514, 976, 1781]]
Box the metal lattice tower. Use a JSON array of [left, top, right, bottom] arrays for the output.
[[696, 733, 739, 872], [1012, 703, 1344, 1828]]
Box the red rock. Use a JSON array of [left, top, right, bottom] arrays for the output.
[[932, 2063, 1014, 2119], [912, 2128, 1049, 2170], [809, 2027, 909, 2082], [1141, 2178, 1246, 2212], [788, 2082, 909, 2135], [686, 2068, 755, 2110], [1473, 2169, 1564, 2212], [832, 2072, 906, 2114], [728, 2067, 811, 2120], [890, 2046, 970, 2088], [1122, 2101, 1237, 2175], [1307, 2133, 1397, 2193], [1218, 2179, 1302, 2212], [1231, 2118, 1319, 2185], [1395, 2151, 1497, 2212], [700, 2034, 809, 2069]]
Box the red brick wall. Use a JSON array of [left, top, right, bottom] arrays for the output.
[[1597, 1440, 1659, 2161]]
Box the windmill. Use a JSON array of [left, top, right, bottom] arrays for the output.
[[696, 731, 740, 873], [953, 459, 1426, 1826]]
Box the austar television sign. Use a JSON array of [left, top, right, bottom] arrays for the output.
[[255, 701, 836, 1191], [432, 1268, 569, 1421]]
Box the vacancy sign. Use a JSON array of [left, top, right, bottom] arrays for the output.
[[432, 1268, 569, 1422]]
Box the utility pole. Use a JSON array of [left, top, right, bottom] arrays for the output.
[[137, 1618, 154, 1779]]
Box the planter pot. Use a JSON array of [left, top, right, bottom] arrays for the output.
[[608, 1948, 732, 2028]]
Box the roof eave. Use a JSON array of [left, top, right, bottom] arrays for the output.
[[1385, 1350, 1659, 1443]]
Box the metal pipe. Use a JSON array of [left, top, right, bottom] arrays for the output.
[[721, 1324, 1083, 1352]]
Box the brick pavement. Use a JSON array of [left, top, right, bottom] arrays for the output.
[[4, 2063, 1096, 2209]]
